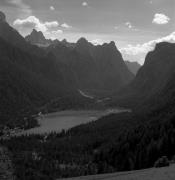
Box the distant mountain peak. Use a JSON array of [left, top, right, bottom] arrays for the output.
[[155, 42, 174, 51], [31, 29, 44, 36], [101, 41, 118, 52], [75, 37, 92, 53], [25, 29, 52, 47], [28, 29, 46, 40], [109, 41, 116, 46], [108, 41, 117, 50], [76, 37, 89, 45], [62, 39, 68, 43], [125, 61, 141, 75], [0, 11, 6, 22]]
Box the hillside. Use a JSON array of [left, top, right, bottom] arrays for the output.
[[109, 42, 175, 108], [60, 165, 175, 180], [0, 13, 82, 127]]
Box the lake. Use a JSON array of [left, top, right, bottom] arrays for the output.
[[22, 109, 130, 135]]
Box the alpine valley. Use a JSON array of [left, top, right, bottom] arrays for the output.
[[1, 10, 175, 180]]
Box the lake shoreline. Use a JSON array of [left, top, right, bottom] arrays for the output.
[[16, 108, 131, 136]]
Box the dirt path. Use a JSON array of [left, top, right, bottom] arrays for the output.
[[0, 146, 15, 180], [60, 165, 175, 180]]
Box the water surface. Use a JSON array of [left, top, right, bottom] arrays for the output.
[[23, 109, 130, 135]]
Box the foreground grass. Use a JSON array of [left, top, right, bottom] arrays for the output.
[[60, 164, 175, 180]]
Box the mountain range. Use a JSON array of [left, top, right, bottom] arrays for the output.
[[0, 11, 134, 126], [26, 29, 134, 92]]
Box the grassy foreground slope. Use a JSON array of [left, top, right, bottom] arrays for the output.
[[61, 164, 175, 180]]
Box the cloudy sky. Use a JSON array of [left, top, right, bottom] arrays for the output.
[[0, 0, 175, 64]]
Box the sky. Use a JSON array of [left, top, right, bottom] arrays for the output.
[[0, 0, 175, 64]]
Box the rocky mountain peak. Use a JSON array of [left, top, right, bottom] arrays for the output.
[[76, 37, 89, 46], [25, 29, 52, 46]]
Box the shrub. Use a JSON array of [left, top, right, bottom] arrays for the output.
[[154, 156, 170, 168]]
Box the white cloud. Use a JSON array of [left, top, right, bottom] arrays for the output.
[[152, 13, 170, 25], [45, 30, 63, 40], [52, 30, 63, 34], [82, 2, 88, 6], [114, 23, 139, 32], [120, 31, 175, 64], [13, 16, 59, 32], [90, 39, 104, 45], [61, 23, 72, 29], [50, 6, 55, 11], [45, 21, 59, 28], [125, 22, 132, 29], [13, 16, 65, 40], [124, 22, 139, 31]]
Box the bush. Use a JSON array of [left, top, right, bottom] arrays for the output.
[[154, 156, 170, 168], [170, 155, 175, 164]]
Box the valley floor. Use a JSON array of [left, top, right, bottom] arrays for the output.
[[60, 164, 175, 180]]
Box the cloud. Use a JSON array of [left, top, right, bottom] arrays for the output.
[[120, 31, 175, 63], [13, 16, 59, 32], [123, 22, 139, 31], [152, 13, 170, 25], [114, 22, 139, 32], [13, 15, 66, 39], [61, 23, 72, 29], [45, 21, 59, 28], [125, 22, 132, 29], [52, 30, 63, 34], [82, 2, 88, 6], [90, 39, 104, 45], [50, 6, 55, 11], [45, 30, 63, 40], [120, 43, 152, 56]]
